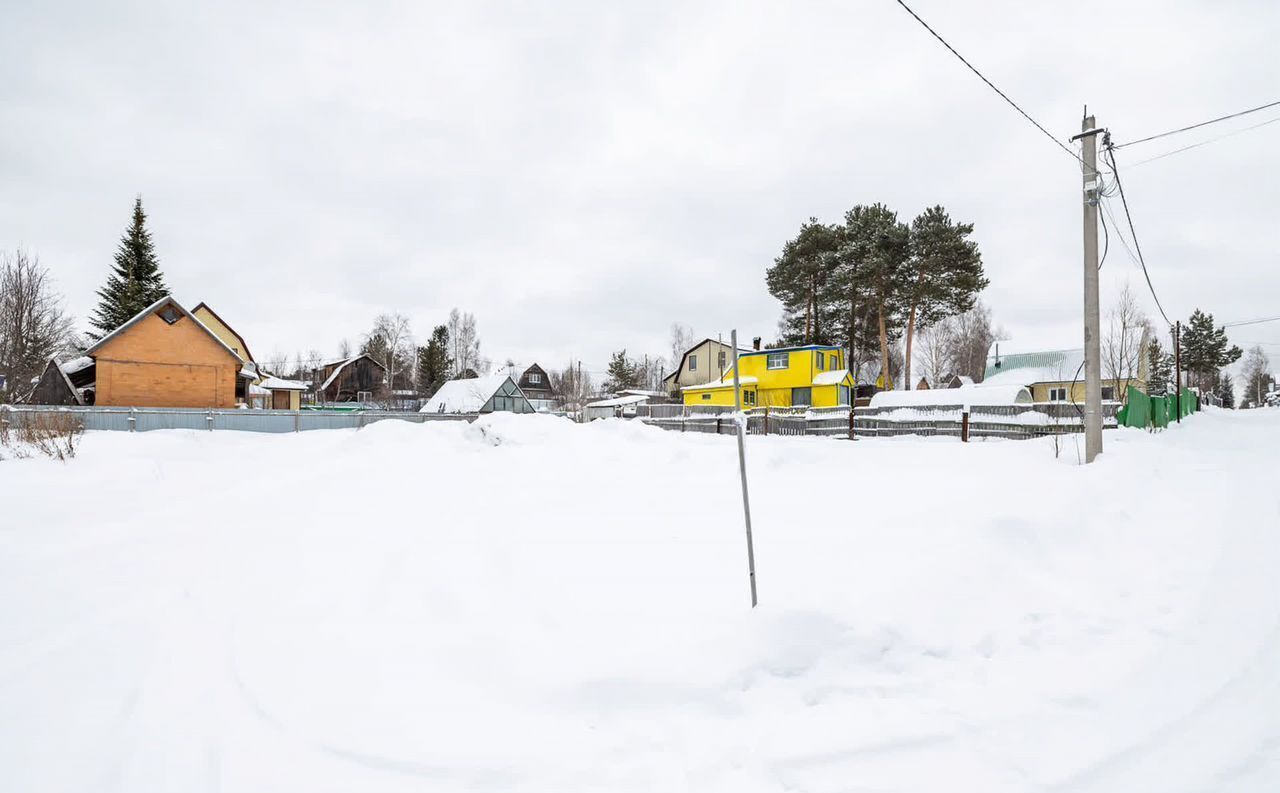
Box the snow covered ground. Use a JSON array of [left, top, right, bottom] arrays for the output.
[[2, 409, 1278, 792]]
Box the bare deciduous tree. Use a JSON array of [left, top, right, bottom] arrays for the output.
[[669, 323, 695, 370], [0, 249, 75, 403], [915, 320, 955, 389], [366, 313, 414, 394], [447, 308, 482, 376], [1103, 283, 1149, 401]]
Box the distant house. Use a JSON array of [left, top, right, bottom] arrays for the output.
[[85, 296, 248, 408], [192, 302, 305, 409], [662, 338, 750, 397], [27, 356, 97, 406], [869, 384, 1032, 408], [516, 364, 559, 411], [943, 374, 975, 389], [584, 393, 650, 421], [682, 344, 854, 408], [314, 354, 387, 403], [421, 374, 534, 414], [983, 342, 1146, 403], [915, 377, 931, 390]]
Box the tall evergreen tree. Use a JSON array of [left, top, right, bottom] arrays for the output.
[[1178, 309, 1241, 389], [836, 204, 910, 391], [1145, 336, 1174, 397], [416, 325, 452, 396], [765, 220, 842, 346], [900, 205, 987, 391], [89, 197, 169, 336]]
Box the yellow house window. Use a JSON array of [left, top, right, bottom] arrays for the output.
[[767, 352, 788, 370], [816, 352, 825, 371], [1049, 387, 1067, 401], [701, 392, 711, 400]]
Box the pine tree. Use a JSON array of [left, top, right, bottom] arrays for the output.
[[89, 197, 169, 336], [416, 325, 452, 396], [765, 220, 842, 345], [604, 349, 639, 392], [836, 204, 910, 391], [1178, 309, 1241, 390], [1145, 337, 1174, 397], [900, 205, 987, 391]]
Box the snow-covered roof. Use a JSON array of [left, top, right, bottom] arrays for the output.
[[869, 384, 1033, 408], [259, 376, 308, 391], [248, 383, 271, 396], [84, 296, 245, 364], [59, 356, 93, 376], [586, 394, 650, 408], [618, 389, 665, 398], [813, 368, 852, 386], [953, 375, 975, 387], [982, 347, 1086, 388], [421, 374, 519, 414]]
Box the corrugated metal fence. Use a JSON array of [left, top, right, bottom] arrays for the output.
[[0, 406, 475, 434]]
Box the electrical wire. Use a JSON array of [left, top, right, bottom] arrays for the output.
[[1097, 199, 1109, 271], [1113, 100, 1280, 149], [1126, 115, 1280, 169], [1103, 145, 1173, 327], [892, 0, 1086, 166], [1223, 315, 1280, 328]]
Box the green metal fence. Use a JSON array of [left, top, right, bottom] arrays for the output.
[[1116, 386, 1198, 429]]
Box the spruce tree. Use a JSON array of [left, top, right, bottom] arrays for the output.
[[1216, 369, 1235, 408], [1178, 309, 1242, 389], [416, 325, 452, 396], [1145, 337, 1174, 397], [89, 197, 169, 336]]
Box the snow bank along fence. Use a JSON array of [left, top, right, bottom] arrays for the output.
[[1115, 386, 1198, 430], [633, 402, 1122, 440], [0, 405, 475, 434]]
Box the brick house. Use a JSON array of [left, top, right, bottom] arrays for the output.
[[85, 296, 248, 408]]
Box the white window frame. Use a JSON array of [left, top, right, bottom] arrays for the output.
[[767, 352, 788, 370], [689, 354, 697, 371], [1049, 387, 1067, 402], [718, 350, 727, 371], [528, 373, 541, 384], [816, 352, 825, 371]]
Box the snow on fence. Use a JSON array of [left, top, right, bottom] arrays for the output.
[[635, 402, 1121, 440], [0, 405, 475, 434]]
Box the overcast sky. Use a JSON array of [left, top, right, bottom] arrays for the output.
[[2, 0, 1277, 380]]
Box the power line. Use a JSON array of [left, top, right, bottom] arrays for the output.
[[1223, 315, 1280, 328], [892, 0, 1084, 165], [1128, 115, 1280, 168], [1103, 143, 1172, 327], [1113, 99, 1280, 149]]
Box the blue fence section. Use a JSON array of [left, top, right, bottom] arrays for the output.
[[1, 406, 476, 434]]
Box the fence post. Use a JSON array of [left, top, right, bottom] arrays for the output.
[[847, 406, 855, 440], [128, 407, 137, 433], [295, 411, 301, 433], [207, 410, 214, 431], [961, 407, 970, 442], [763, 406, 769, 436]]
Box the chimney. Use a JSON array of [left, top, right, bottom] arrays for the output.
[[752, 336, 761, 351]]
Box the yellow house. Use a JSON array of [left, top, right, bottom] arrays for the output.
[[682, 345, 854, 408], [192, 302, 305, 409]]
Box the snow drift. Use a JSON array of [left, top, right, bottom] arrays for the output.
[[2, 409, 1278, 792]]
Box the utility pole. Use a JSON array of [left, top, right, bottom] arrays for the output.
[[730, 329, 758, 607], [1075, 112, 1104, 462], [1174, 321, 1182, 423]]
